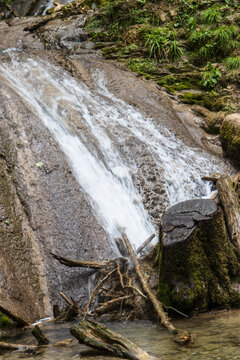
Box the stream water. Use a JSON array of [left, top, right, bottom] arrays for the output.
[[1, 310, 240, 359], [0, 53, 231, 248], [0, 27, 239, 359]]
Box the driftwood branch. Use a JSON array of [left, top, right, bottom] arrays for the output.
[[84, 268, 117, 318], [95, 295, 132, 317], [121, 232, 192, 345], [70, 320, 149, 360], [50, 252, 107, 269], [216, 175, 240, 251], [0, 342, 38, 352], [32, 326, 49, 346], [136, 234, 155, 255]]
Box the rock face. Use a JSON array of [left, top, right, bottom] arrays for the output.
[[220, 113, 240, 166], [0, 14, 236, 323], [158, 199, 240, 315]]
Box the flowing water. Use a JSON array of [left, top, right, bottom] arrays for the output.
[[1, 310, 240, 360], [0, 42, 238, 359], [0, 52, 231, 249]]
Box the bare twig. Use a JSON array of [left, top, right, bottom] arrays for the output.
[[84, 268, 117, 318]]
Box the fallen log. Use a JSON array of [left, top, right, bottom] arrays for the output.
[[121, 232, 192, 345], [0, 304, 30, 328], [70, 320, 149, 360], [95, 295, 132, 317], [0, 342, 39, 352], [32, 325, 49, 346], [50, 253, 107, 269], [216, 175, 240, 251]]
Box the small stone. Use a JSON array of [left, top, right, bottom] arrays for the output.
[[53, 338, 73, 347]]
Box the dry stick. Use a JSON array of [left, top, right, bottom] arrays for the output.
[[5, 3, 18, 17], [121, 232, 192, 344], [59, 291, 85, 316], [84, 268, 117, 319], [216, 174, 240, 251], [116, 260, 147, 299], [0, 342, 38, 352], [32, 325, 49, 346], [136, 234, 155, 255], [50, 253, 107, 269], [59, 291, 72, 306], [70, 297, 85, 316], [95, 295, 132, 317]]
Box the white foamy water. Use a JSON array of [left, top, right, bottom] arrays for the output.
[[0, 55, 229, 248]]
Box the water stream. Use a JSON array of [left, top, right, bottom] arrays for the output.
[[0, 32, 239, 360], [0, 53, 230, 249], [1, 310, 240, 360]]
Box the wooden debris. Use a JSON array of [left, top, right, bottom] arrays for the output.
[[70, 320, 149, 360], [53, 304, 60, 319], [121, 232, 192, 344], [216, 174, 240, 251], [95, 295, 132, 317], [84, 268, 117, 318], [50, 252, 107, 269], [115, 237, 129, 257], [136, 234, 155, 255], [0, 304, 30, 328], [32, 325, 49, 345], [0, 342, 38, 352]]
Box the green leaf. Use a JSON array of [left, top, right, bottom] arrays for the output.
[[36, 162, 43, 168]]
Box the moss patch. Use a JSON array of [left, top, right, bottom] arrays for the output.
[[220, 116, 240, 165], [158, 209, 240, 315], [0, 312, 13, 329]]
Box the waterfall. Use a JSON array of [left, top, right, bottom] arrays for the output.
[[0, 54, 227, 248]]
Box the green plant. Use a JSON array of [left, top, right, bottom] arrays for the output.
[[201, 62, 222, 89], [85, 18, 103, 31], [167, 32, 185, 61], [142, 28, 184, 61], [128, 58, 157, 73], [137, 0, 146, 5], [187, 16, 197, 30], [189, 28, 213, 48], [214, 25, 238, 44], [122, 43, 139, 54], [200, 6, 221, 25], [142, 27, 170, 59], [224, 56, 240, 70]]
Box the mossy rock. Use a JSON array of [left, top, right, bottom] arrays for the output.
[[0, 312, 13, 329], [158, 199, 240, 315], [220, 113, 240, 165], [179, 92, 227, 112]]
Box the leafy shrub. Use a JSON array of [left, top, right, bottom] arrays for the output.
[[224, 56, 240, 70], [189, 28, 213, 48], [201, 62, 222, 89], [189, 24, 239, 63], [142, 28, 184, 61], [200, 6, 221, 25]]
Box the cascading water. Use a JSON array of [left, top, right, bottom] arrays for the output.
[[0, 53, 229, 249]]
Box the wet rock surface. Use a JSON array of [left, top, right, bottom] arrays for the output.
[[0, 13, 237, 321]]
